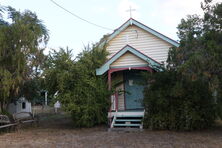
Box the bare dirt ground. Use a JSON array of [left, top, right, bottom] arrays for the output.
[[0, 106, 222, 148]]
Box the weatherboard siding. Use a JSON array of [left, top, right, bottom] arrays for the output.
[[116, 83, 125, 110], [106, 25, 172, 63], [111, 52, 147, 67], [112, 72, 125, 110]]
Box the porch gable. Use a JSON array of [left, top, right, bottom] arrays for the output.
[[111, 51, 148, 67], [96, 45, 161, 75]]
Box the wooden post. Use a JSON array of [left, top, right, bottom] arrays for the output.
[[115, 93, 118, 112], [108, 70, 112, 128], [108, 70, 111, 90]]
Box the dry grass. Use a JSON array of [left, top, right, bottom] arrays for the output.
[[0, 107, 222, 148]]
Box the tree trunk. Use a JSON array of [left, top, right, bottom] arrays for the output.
[[0, 102, 3, 112], [0, 101, 7, 113]]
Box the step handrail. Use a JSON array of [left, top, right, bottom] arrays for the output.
[[110, 115, 116, 128]]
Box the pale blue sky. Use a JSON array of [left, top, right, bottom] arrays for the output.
[[1, 0, 221, 56]]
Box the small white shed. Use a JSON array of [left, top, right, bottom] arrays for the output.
[[7, 97, 32, 114]]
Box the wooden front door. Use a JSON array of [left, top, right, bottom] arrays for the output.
[[124, 71, 144, 110]]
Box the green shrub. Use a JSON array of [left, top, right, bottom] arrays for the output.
[[60, 77, 110, 127], [44, 45, 110, 127], [143, 71, 216, 130]]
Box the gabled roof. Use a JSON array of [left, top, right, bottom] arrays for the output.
[[105, 18, 179, 47], [96, 45, 161, 75]]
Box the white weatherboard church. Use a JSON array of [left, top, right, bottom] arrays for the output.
[[96, 18, 179, 129]]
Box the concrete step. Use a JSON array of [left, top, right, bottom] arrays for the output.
[[116, 115, 144, 118], [115, 119, 141, 122], [113, 123, 141, 127], [111, 113, 144, 129], [108, 128, 143, 132]]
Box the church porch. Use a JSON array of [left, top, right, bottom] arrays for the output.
[[107, 67, 152, 129]]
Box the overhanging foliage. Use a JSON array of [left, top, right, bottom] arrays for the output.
[[143, 1, 222, 130], [44, 45, 111, 127]]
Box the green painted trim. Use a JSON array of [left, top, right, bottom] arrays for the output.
[[132, 20, 179, 47], [106, 20, 131, 43], [96, 45, 161, 75], [106, 18, 179, 47]]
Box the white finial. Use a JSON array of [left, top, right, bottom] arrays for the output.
[[126, 6, 136, 18]]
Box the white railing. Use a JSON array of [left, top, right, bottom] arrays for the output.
[[110, 115, 116, 128], [111, 94, 116, 111], [109, 93, 118, 128]]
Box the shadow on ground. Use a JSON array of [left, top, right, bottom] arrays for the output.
[[38, 112, 75, 129]]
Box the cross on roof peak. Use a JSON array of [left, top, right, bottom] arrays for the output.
[[126, 6, 136, 18]]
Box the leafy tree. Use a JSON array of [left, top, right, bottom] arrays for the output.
[[172, 0, 222, 116], [143, 0, 222, 130], [44, 45, 110, 127], [44, 47, 74, 97], [0, 69, 13, 111], [0, 6, 48, 111], [170, 0, 222, 88]]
